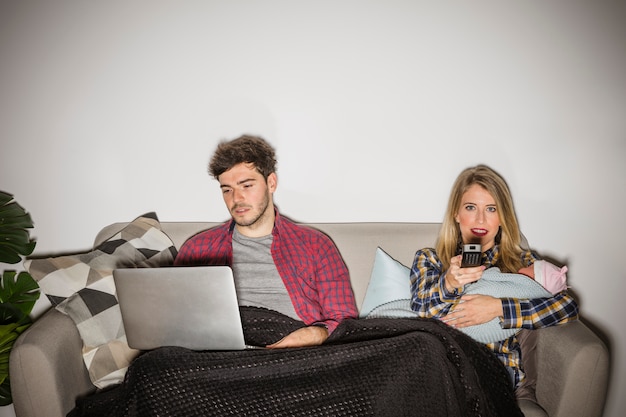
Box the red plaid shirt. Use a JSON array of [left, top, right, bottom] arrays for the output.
[[174, 211, 358, 333]]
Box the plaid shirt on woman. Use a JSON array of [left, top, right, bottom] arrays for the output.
[[410, 245, 579, 388], [174, 211, 358, 334]]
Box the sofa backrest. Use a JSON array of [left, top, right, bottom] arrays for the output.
[[95, 222, 441, 309]]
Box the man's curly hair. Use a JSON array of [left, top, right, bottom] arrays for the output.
[[209, 135, 277, 180]]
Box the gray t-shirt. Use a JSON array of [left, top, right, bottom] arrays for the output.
[[231, 228, 299, 320]]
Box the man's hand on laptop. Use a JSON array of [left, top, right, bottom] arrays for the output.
[[266, 325, 328, 349]]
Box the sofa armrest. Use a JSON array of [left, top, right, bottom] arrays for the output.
[[10, 308, 95, 417], [535, 321, 609, 417]]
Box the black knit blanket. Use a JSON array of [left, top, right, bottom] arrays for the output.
[[69, 307, 522, 417]]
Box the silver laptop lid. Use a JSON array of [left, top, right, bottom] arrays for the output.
[[113, 266, 247, 351]]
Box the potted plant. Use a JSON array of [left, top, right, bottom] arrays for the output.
[[0, 191, 39, 406]]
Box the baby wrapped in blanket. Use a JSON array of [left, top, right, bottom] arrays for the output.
[[366, 258, 568, 344], [459, 260, 568, 343]]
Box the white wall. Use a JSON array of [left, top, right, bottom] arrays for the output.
[[1, 1, 624, 416]]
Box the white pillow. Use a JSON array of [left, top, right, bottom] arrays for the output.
[[359, 247, 412, 318]]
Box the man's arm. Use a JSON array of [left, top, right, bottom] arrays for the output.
[[272, 221, 357, 342], [266, 325, 329, 349], [310, 236, 358, 334]]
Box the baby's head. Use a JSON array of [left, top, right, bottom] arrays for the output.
[[534, 260, 568, 294]]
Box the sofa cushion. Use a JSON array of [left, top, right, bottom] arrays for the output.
[[359, 247, 412, 318], [25, 212, 177, 388]]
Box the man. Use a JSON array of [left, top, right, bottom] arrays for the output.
[[175, 135, 358, 348]]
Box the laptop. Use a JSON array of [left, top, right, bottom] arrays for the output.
[[113, 266, 259, 351]]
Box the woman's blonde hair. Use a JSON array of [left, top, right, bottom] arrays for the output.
[[436, 165, 524, 273]]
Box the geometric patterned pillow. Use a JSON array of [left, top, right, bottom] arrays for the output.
[[24, 212, 178, 388]]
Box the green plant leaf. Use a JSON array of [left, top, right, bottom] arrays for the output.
[[0, 235, 36, 261], [0, 323, 21, 347], [0, 317, 31, 405], [0, 319, 31, 405], [0, 193, 12, 206], [0, 191, 36, 264], [0, 271, 40, 320], [0, 192, 37, 406], [0, 378, 12, 406]]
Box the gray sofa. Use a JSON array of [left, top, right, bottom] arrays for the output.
[[11, 221, 609, 417]]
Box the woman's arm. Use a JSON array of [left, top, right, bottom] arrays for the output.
[[409, 248, 461, 317], [443, 290, 578, 330], [500, 291, 579, 329], [499, 250, 578, 329]]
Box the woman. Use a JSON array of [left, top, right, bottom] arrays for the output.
[[410, 164, 578, 401]]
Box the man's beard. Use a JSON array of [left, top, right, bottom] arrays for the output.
[[232, 193, 271, 228]]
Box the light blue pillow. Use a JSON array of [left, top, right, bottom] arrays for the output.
[[461, 267, 552, 343], [359, 247, 412, 318]]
